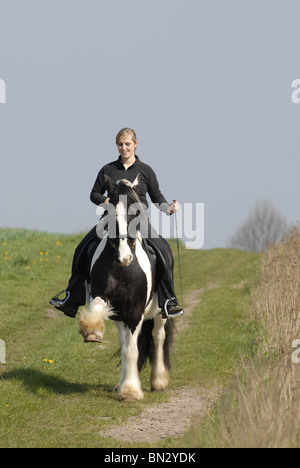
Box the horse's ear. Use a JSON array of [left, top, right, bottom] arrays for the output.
[[103, 174, 114, 196], [132, 174, 140, 189]]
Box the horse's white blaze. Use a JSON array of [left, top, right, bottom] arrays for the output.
[[115, 320, 144, 401], [135, 235, 152, 306], [116, 201, 133, 266]]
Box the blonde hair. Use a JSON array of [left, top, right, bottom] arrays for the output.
[[116, 128, 137, 145]]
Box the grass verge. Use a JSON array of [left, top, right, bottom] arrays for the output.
[[186, 228, 300, 448]]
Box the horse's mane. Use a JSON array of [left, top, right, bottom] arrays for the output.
[[116, 180, 143, 208]]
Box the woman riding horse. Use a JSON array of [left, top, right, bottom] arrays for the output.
[[50, 128, 183, 319]]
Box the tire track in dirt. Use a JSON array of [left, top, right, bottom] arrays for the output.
[[100, 286, 219, 444]]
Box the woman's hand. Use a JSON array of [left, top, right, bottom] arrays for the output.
[[168, 200, 179, 215], [105, 198, 110, 205]]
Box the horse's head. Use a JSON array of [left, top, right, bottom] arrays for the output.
[[104, 174, 143, 267]]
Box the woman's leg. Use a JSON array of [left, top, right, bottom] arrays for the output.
[[50, 226, 98, 317], [147, 228, 183, 317], [67, 225, 98, 303]]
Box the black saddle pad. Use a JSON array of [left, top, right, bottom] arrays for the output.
[[76, 237, 100, 281], [142, 238, 166, 287]]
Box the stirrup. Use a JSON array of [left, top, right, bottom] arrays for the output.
[[163, 297, 184, 319], [49, 290, 70, 307]]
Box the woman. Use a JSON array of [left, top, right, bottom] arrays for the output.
[[50, 128, 183, 318]]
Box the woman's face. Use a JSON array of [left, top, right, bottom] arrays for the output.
[[117, 136, 138, 161]]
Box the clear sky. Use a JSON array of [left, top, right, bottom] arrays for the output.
[[0, 0, 299, 249]]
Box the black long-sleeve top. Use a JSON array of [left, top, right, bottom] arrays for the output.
[[90, 156, 170, 214]]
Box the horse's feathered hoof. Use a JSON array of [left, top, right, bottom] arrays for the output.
[[117, 383, 144, 402], [83, 333, 102, 343]]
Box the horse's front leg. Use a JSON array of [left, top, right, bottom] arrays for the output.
[[150, 314, 170, 392], [115, 319, 144, 401], [114, 321, 126, 392]]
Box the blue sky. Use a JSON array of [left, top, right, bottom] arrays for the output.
[[0, 0, 299, 248]]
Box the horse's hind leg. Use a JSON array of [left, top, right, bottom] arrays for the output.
[[150, 315, 170, 392]]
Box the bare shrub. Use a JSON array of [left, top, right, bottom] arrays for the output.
[[228, 200, 289, 253]]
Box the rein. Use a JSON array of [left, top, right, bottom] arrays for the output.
[[174, 207, 184, 310]]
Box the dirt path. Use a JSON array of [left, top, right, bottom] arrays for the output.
[[100, 287, 219, 444], [101, 386, 218, 443]]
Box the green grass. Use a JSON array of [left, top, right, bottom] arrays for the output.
[[0, 228, 260, 448]]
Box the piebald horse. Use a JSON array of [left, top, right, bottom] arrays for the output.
[[79, 175, 175, 401]]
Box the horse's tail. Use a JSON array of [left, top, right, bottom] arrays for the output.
[[137, 319, 175, 373]]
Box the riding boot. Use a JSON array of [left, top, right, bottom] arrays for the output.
[[50, 272, 87, 318], [146, 235, 184, 319], [50, 226, 98, 318], [157, 276, 184, 319]]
